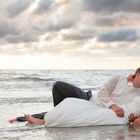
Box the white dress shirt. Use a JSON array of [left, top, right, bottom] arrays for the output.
[[90, 75, 140, 108]]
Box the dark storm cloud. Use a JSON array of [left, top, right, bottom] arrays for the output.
[[94, 17, 117, 26], [63, 33, 92, 41], [46, 19, 75, 31], [0, 21, 19, 38], [82, 0, 140, 14], [6, 0, 33, 17], [62, 28, 95, 41], [5, 31, 39, 44], [34, 15, 76, 32], [98, 29, 138, 42], [33, 0, 53, 14]]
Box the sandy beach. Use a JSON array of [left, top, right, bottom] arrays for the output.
[[0, 70, 139, 140], [1, 101, 140, 140]]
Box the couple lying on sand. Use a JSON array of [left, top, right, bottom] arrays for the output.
[[9, 68, 140, 128]]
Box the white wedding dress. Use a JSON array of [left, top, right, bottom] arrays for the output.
[[44, 97, 140, 127]]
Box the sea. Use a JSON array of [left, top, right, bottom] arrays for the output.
[[1, 69, 140, 140]]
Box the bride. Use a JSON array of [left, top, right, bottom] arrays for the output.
[[24, 96, 140, 127]]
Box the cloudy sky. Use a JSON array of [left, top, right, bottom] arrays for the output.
[[0, 0, 140, 69]]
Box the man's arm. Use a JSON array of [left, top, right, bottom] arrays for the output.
[[97, 75, 124, 117], [109, 104, 124, 117], [97, 75, 120, 108]]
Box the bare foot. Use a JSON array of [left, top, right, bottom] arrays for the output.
[[24, 114, 45, 125], [9, 118, 17, 123]]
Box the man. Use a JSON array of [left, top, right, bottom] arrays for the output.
[[9, 68, 140, 127]]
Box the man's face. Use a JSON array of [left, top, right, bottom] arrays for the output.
[[133, 73, 140, 88]]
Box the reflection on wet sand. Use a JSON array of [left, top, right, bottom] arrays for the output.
[[45, 125, 140, 140], [1, 124, 140, 139]]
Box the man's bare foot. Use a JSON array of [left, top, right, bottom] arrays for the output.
[[9, 118, 17, 123], [24, 114, 45, 125]]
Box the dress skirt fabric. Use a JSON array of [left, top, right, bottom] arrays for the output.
[[44, 98, 127, 127]]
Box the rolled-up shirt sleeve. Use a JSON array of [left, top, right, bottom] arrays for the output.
[[97, 75, 120, 108]]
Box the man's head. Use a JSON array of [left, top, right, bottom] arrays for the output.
[[132, 68, 140, 88]]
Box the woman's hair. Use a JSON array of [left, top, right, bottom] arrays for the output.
[[132, 67, 140, 79]]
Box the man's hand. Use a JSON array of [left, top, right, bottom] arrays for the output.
[[128, 114, 138, 123], [127, 74, 133, 82], [109, 104, 124, 117]]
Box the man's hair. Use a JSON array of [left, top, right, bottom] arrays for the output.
[[133, 67, 140, 79]]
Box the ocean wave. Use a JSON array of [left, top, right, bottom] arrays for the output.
[[0, 97, 53, 105], [12, 77, 56, 82]]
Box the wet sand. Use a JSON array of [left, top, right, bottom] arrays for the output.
[[1, 124, 140, 140], [1, 103, 140, 140]]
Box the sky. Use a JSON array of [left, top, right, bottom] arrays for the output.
[[0, 0, 140, 70]]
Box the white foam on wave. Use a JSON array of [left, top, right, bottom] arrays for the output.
[[0, 91, 51, 98]]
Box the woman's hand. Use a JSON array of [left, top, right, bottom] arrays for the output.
[[132, 117, 140, 129], [110, 104, 124, 117], [128, 114, 138, 122]]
